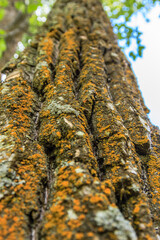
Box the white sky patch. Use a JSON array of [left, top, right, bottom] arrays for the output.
[[25, 0, 29, 5], [37, 16, 46, 22], [35, 4, 51, 22], [43, 4, 51, 14], [1, 73, 6, 82], [123, 5, 160, 127], [35, 6, 42, 17], [14, 53, 19, 59], [18, 41, 25, 52]]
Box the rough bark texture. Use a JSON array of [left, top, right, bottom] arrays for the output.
[[0, 0, 160, 239]]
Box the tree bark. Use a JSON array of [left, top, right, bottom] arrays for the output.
[[0, 0, 160, 239]]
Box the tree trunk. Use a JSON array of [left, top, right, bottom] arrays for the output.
[[0, 0, 160, 239]]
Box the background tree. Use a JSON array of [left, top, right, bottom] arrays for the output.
[[0, 0, 50, 69], [0, 0, 159, 68], [0, 0, 160, 239]]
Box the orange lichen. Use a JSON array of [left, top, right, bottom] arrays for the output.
[[62, 181, 69, 187], [75, 233, 84, 239], [78, 214, 85, 220], [90, 195, 103, 204], [133, 205, 140, 214], [98, 227, 104, 232], [61, 231, 73, 239], [104, 188, 111, 195], [87, 232, 94, 237], [0, 64, 49, 239], [38, 36, 54, 64], [67, 219, 82, 230], [0, 141, 48, 239]]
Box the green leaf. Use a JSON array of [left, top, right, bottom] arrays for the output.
[[0, 9, 5, 20], [0, 29, 6, 35], [138, 46, 145, 57], [126, 39, 130, 46], [129, 52, 136, 61], [0, 38, 6, 58], [29, 14, 43, 34], [117, 32, 123, 40], [0, 0, 8, 7], [15, 1, 25, 13], [27, 3, 39, 13]]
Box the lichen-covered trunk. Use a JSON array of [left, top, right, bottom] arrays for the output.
[[0, 0, 160, 239]]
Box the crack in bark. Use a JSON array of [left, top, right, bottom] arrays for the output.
[[30, 157, 56, 240], [26, 32, 61, 239]]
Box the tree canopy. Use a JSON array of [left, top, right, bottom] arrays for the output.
[[0, 0, 159, 64]]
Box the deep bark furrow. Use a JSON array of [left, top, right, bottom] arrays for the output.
[[76, 1, 158, 239], [78, 39, 156, 238], [0, 17, 62, 238], [30, 27, 62, 239], [98, 17, 160, 234], [104, 46, 151, 155], [37, 2, 137, 239]]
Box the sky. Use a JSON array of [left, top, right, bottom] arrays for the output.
[[123, 5, 160, 128]]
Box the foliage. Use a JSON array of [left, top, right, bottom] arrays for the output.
[[0, 0, 8, 21], [0, 0, 8, 8], [0, 29, 6, 58], [14, 0, 42, 13], [0, 0, 159, 60], [0, 0, 54, 58], [101, 0, 160, 59]]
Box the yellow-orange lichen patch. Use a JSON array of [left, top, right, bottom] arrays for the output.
[[1, 74, 36, 152], [67, 219, 82, 230], [133, 205, 140, 214], [0, 67, 49, 239], [33, 35, 55, 93], [75, 233, 84, 239], [0, 142, 48, 239], [42, 161, 115, 239], [87, 232, 94, 237], [38, 36, 54, 64], [61, 231, 73, 239], [103, 188, 111, 195], [147, 152, 160, 228], [90, 195, 105, 205]]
